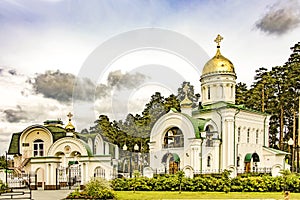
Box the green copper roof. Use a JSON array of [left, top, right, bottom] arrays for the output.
[[80, 140, 93, 157], [170, 108, 210, 139], [8, 125, 67, 155], [244, 153, 252, 163], [8, 132, 21, 154], [263, 146, 289, 155], [173, 153, 180, 163], [45, 126, 67, 142], [196, 101, 268, 116]]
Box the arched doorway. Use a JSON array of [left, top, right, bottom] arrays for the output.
[[244, 152, 260, 172], [162, 153, 180, 174], [35, 167, 45, 189]]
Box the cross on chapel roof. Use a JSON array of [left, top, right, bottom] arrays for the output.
[[214, 34, 223, 48], [67, 112, 73, 121]]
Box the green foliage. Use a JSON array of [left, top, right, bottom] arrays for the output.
[[111, 173, 300, 193], [234, 42, 300, 150], [0, 180, 8, 194], [177, 81, 200, 108], [67, 178, 116, 199], [0, 155, 7, 169]]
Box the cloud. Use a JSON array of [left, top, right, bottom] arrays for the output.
[[31, 70, 147, 103], [31, 70, 76, 102], [255, 0, 300, 35], [107, 70, 147, 89], [3, 105, 28, 123]]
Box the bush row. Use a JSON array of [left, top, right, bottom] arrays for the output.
[[111, 173, 300, 192]]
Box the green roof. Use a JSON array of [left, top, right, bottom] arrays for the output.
[[8, 132, 21, 154], [244, 153, 252, 163], [45, 126, 67, 142], [194, 101, 268, 116], [171, 108, 210, 139], [263, 146, 289, 155], [80, 140, 93, 157], [173, 153, 180, 163], [8, 125, 67, 155]]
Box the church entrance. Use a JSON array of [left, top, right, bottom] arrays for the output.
[[162, 153, 180, 174], [56, 165, 81, 190], [169, 161, 179, 174], [244, 152, 260, 173]]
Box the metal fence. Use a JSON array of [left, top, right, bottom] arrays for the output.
[[56, 166, 81, 190]]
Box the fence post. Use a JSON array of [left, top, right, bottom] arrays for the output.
[[68, 167, 71, 190], [56, 168, 58, 190]]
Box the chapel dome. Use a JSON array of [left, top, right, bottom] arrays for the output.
[[202, 35, 235, 76], [65, 112, 75, 132], [65, 121, 75, 132]]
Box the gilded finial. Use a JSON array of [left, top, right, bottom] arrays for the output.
[[67, 112, 73, 121], [183, 83, 189, 96], [214, 34, 223, 48]]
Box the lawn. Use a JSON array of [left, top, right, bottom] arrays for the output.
[[115, 191, 298, 199]]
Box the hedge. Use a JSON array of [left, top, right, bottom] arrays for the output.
[[111, 172, 300, 192]]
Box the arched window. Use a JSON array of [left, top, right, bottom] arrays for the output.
[[247, 129, 250, 143], [237, 127, 241, 143], [208, 86, 211, 100], [256, 130, 259, 144], [237, 156, 240, 167], [94, 144, 97, 155], [206, 126, 214, 147], [33, 139, 44, 157], [94, 166, 105, 178], [207, 156, 211, 167], [163, 127, 184, 148]]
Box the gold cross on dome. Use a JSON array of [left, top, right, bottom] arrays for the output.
[[67, 112, 73, 120], [214, 34, 223, 47]]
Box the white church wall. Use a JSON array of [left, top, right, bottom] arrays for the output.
[[149, 112, 200, 171]]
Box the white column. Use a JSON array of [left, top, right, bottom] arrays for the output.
[[224, 118, 234, 168], [193, 147, 200, 171]]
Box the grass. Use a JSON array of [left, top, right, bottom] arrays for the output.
[[115, 191, 299, 199]]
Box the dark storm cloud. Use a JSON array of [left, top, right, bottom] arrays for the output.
[[31, 70, 147, 103], [8, 69, 16, 75], [3, 105, 28, 123], [255, 1, 300, 35], [32, 70, 76, 102], [107, 70, 147, 89]]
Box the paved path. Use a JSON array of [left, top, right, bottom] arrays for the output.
[[32, 189, 73, 200]]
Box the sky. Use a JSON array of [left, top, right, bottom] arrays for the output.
[[0, 0, 300, 155]]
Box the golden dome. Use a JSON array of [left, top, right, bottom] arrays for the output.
[[202, 34, 235, 76], [202, 48, 235, 75], [65, 112, 75, 132], [65, 121, 75, 132]]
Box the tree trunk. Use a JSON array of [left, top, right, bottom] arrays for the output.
[[280, 105, 284, 150]]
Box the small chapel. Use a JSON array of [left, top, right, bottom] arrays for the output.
[[7, 113, 118, 189], [148, 35, 288, 177]]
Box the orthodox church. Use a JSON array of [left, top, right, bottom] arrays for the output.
[[148, 35, 288, 177], [7, 113, 118, 189]]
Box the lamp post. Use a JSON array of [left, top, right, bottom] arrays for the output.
[[288, 138, 294, 172], [122, 144, 132, 178], [134, 144, 139, 172], [5, 151, 8, 185]]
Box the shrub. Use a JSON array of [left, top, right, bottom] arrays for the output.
[[67, 178, 116, 199], [111, 173, 300, 193], [0, 180, 8, 194]]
